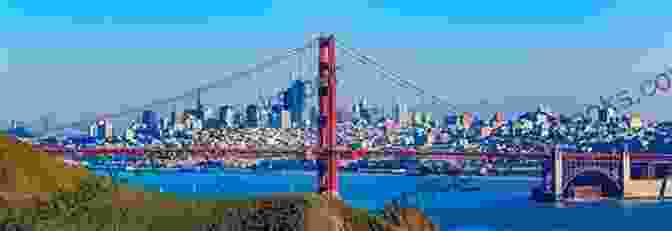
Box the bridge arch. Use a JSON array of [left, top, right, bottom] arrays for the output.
[[561, 167, 623, 198]]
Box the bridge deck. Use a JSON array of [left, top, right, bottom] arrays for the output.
[[30, 145, 672, 161]]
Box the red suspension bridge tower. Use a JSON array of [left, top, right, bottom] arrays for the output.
[[317, 35, 339, 197]]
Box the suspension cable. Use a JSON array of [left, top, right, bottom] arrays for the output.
[[37, 38, 318, 136], [334, 40, 457, 112]]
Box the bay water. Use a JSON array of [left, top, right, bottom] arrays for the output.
[[95, 169, 672, 231]]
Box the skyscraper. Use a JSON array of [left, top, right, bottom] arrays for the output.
[[142, 110, 159, 128], [309, 105, 319, 128], [393, 97, 402, 122], [281, 110, 291, 129], [170, 104, 177, 127], [203, 106, 219, 129], [92, 120, 113, 139], [89, 124, 96, 138], [203, 106, 216, 120], [246, 104, 259, 128], [359, 97, 371, 124], [281, 90, 290, 111], [352, 102, 360, 122], [288, 80, 305, 127], [302, 80, 314, 128], [175, 112, 185, 130], [142, 110, 160, 137], [160, 118, 169, 132], [195, 88, 203, 120], [233, 105, 245, 128], [270, 108, 281, 128], [218, 105, 233, 128], [259, 105, 270, 128]]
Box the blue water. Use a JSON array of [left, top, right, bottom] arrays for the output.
[[95, 169, 672, 231]]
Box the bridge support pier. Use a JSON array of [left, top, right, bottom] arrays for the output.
[[622, 151, 630, 186], [536, 147, 562, 202], [552, 150, 563, 201]]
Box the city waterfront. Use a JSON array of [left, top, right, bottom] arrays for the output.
[[100, 169, 672, 231]]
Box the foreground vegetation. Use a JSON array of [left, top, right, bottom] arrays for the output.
[[0, 177, 382, 231], [0, 175, 307, 231], [0, 135, 385, 231]]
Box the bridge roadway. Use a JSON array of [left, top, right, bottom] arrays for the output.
[[32, 144, 672, 161]]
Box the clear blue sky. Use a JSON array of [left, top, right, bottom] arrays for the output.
[[1, 0, 672, 128]]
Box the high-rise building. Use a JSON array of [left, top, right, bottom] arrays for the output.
[[259, 106, 269, 128], [141, 110, 160, 137], [598, 108, 608, 122], [233, 105, 245, 128], [392, 97, 402, 121], [281, 110, 291, 128], [270, 109, 281, 128], [426, 128, 434, 146], [170, 105, 177, 127], [203, 106, 216, 120], [183, 109, 203, 123], [393, 103, 401, 122], [399, 112, 412, 128], [160, 118, 168, 131], [91, 120, 113, 139], [361, 108, 371, 125], [204, 119, 219, 129], [302, 80, 314, 127], [352, 102, 360, 120], [89, 124, 96, 138], [358, 97, 371, 124], [202, 106, 218, 129], [281, 90, 290, 111], [269, 102, 282, 128], [414, 112, 431, 128], [184, 114, 194, 130], [444, 113, 458, 127], [288, 80, 305, 127], [175, 112, 185, 129], [105, 122, 113, 138], [359, 97, 368, 109], [142, 110, 160, 128], [246, 104, 259, 128], [192, 117, 203, 130], [218, 105, 234, 128], [309, 105, 319, 128]]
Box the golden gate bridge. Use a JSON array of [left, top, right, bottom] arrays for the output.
[[21, 34, 672, 201], [24, 34, 459, 199]]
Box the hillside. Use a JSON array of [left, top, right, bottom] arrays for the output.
[[0, 135, 437, 231], [0, 136, 89, 206]]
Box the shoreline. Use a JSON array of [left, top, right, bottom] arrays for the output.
[[90, 167, 542, 179]]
